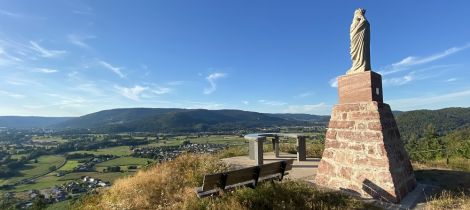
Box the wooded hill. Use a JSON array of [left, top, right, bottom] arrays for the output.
[[396, 107, 470, 140]]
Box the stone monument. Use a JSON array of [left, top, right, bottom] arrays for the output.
[[314, 9, 416, 203]]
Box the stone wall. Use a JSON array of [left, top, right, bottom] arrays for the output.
[[315, 101, 416, 203]]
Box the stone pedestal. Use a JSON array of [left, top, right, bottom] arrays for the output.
[[272, 136, 280, 158], [249, 137, 265, 165], [297, 136, 307, 161], [314, 71, 416, 203]]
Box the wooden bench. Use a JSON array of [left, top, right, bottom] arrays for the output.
[[196, 159, 294, 197]]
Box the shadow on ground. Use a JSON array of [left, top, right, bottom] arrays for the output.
[[415, 169, 470, 193]]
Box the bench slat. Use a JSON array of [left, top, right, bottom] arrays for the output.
[[225, 166, 257, 186], [201, 173, 224, 191], [197, 159, 295, 197]]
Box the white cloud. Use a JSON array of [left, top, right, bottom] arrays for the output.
[[329, 76, 339, 88], [29, 41, 66, 58], [380, 43, 470, 75], [383, 74, 414, 86], [34, 68, 58, 73], [284, 103, 331, 114], [99, 60, 125, 78], [203, 72, 226, 94], [115, 85, 147, 101], [242, 100, 249, 105], [68, 34, 94, 49], [258, 99, 287, 106]]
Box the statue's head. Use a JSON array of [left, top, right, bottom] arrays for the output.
[[354, 8, 366, 18]]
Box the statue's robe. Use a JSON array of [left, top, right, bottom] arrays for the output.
[[348, 16, 371, 74]]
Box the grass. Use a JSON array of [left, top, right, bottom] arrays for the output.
[[414, 157, 470, 172], [74, 154, 379, 210], [0, 155, 65, 186], [426, 191, 470, 210], [58, 171, 134, 182], [59, 160, 80, 171], [139, 135, 246, 149], [185, 181, 380, 210], [9, 174, 67, 192], [413, 160, 470, 209], [95, 157, 152, 171], [69, 146, 133, 156], [46, 200, 71, 210], [280, 142, 324, 158]]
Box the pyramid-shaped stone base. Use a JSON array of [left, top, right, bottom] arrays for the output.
[[315, 71, 416, 203]]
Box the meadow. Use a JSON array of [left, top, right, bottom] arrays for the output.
[[0, 155, 65, 186]]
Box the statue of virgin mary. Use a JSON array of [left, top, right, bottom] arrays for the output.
[[347, 8, 371, 74]]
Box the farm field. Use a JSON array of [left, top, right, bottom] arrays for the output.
[[69, 146, 133, 156], [96, 157, 151, 167], [0, 155, 65, 186], [58, 160, 80, 171], [10, 174, 67, 192], [31, 136, 67, 143], [139, 135, 246, 148], [8, 171, 134, 192]]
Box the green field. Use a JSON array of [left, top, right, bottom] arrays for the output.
[[69, 146, 133, 156], [59, 160, 80, 171], [10, 154, 28, 160], [10, 174, 67, 192], [8, 171, 135, 192], [58, 171, 134, 182], [96, 157, 151, 167], [139, 135, 246, 148], [0, 155, 65, 186], [32, 136, 66, 143]]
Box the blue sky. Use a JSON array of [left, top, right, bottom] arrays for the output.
[[0, 1, 469, 116]]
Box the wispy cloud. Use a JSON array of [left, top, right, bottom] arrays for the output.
[[203, 72, 226, 94], [242, 100, 249, 105], [445, 78, 457, 82], [151, 87, 171, 95], [99, 60, 125, 78], [0, 9, 23, 18], [383, 73, 414, 86], [388, 88, 470, 111], [34, 68, 58, 73], [72, 83, 104, 96], [383, 65, 458, 86], [0, 90, 25, 99], [258, 99, 287, 106], [115, 85, 147, 101], [380, 43, 470, 75], [295, 91, 314, 98], [284, 102, 331, 114], [29, 41, 66, 58], [68, 34, 94, 49]]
